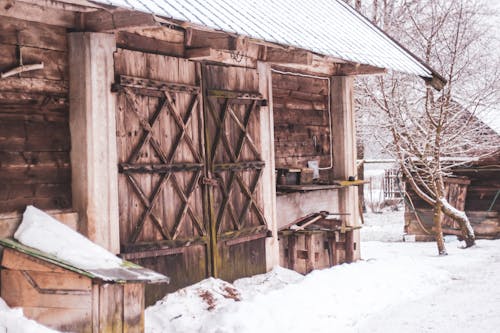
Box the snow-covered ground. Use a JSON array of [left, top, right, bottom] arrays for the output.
[[2, 208, 500, 333], [361, 208, 406, 242], [146, 207, 500, 333]]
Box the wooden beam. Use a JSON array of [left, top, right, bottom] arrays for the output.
[[0, 0, 77, 28], [273, 54, 338, 76], [68, 32, 120, 254], [116, 31, 184, 57], [185, 27, 238, 50], [338, 63, 386, 76], [186, 47, 256, 68], [263, 47, 313, 66], [84, 9, 160, 32], [18, 0, 102, 12]]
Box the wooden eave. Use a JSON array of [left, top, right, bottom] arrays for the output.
[[0, 0, 391, 76], [0, 238, 170, 284]]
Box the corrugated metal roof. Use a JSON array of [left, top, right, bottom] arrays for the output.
[[91, 0, 440, 80]]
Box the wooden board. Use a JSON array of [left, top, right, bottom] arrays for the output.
[[0, 16, 71, 214], [123, 283, 145, 333], [22, 307, 92, 333], [1, 248, 68, 273], [1, 270, 91, 309], [98, 284, 124, 333]]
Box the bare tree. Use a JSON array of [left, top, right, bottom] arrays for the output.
[[356, 0, 500, 254]]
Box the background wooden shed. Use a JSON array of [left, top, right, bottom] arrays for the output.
[[0, 238, 168, 333], [405, 154, 500, 240]]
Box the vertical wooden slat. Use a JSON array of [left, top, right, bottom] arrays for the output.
[[304, 233, 314, 273], [123, 283, 144, 333], [287, 234, 296, 270], [91, 284, 99, 333], [98, 284, 123, 333]]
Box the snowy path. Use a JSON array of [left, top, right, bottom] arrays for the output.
[[146, 239, 500, 333], [358, 241, 500, 333]]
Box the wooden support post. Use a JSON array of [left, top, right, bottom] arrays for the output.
[[69, 33, 120, 254], [287, 235, 296, 270], [328, 236, 338, 266], [304, 233, 314, 273], [258, 61, 279, 270], [331, 76, 361, 261]]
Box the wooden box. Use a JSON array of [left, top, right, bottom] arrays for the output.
[[300, 168, 314, 185], [0, 240, 168, 333], [279, 229, 349, 274]]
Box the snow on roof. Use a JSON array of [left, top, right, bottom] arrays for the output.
[[89, 0, 442, 81], [5, 206, 168, 283], [475, 105, 500, 136]]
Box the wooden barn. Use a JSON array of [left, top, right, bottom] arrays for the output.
[[0, 0, 445, 311]]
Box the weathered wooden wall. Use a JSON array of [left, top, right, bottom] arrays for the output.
[[0, 16, 71, 213], [272, 72, 332, 179]]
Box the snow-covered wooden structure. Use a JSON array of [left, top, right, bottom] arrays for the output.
[[0, 238, 168, 332], [0, 0, 444, 307]]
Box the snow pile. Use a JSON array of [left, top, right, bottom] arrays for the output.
[[199, 259, 450, 333], [14, 205, 123, 270], [146, 267, 303, 333], [146, 278, 242, 333], [0, 298, 60, 333], [233, 266, 303, 299], [146, 255, 452, 333]]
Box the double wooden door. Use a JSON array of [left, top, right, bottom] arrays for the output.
[[114, 50, 267, 303]]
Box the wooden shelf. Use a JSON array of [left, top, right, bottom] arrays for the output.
[[277, 180, 368, 193], [277, 184, 343, 192]]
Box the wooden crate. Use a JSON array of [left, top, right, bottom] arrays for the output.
[[279, 229, 350, 274], [0, 240, 168, 333]]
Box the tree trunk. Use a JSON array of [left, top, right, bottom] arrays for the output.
[[439, 198, 476, 248], [433, 202, 447, 255]]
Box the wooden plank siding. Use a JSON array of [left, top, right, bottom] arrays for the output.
[[271, 72, 332, 180], [0, 16, 71, 214]]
